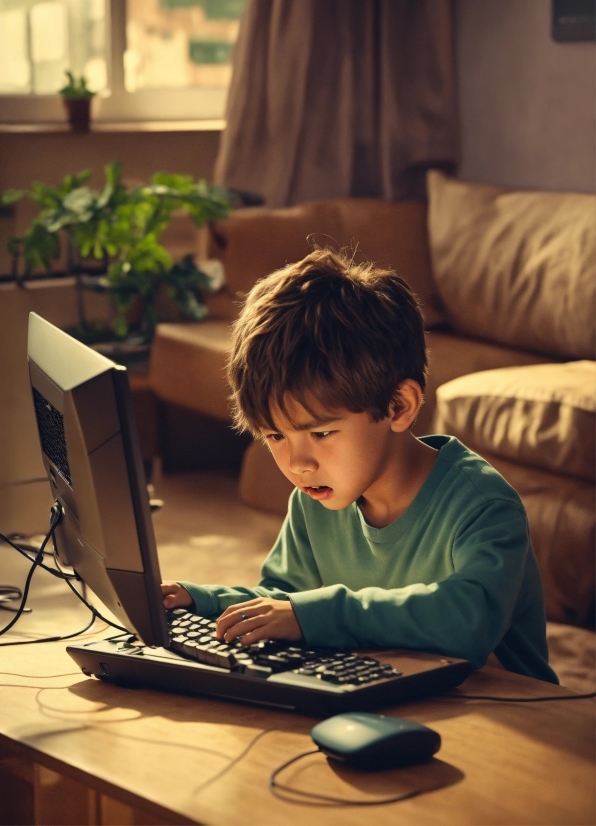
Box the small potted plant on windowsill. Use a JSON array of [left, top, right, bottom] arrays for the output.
[[59, 71, 95, 133]]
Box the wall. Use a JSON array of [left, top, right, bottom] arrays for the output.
[[0, 129, 220, 192], [455, 0, 595, 192]]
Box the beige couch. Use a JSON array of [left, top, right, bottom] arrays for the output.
[[150, 172, 595, 638]]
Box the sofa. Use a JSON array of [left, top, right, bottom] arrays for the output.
[[149, 172, 595, 663]]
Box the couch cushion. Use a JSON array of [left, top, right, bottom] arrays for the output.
[[149, 321, 233, 421], [239, 439, 294, 517], [427, 171, 596, 359], [417, 329, 552, 436], [208, 199, 445, 328], [434, 362, 596, 482]]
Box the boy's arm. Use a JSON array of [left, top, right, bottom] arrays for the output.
[[177, 490, 321, 616], [289, 500, 543, 671]]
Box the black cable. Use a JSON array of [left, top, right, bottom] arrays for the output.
[[1, 502, 126, 640], [446, 691, 596, 702], [0, 611, 97, 646], [0, 531, 77, 579], [269, 749, 452, 806], [0, 504, 62, 638]]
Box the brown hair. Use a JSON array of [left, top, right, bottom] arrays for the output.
[[227, 248, 427, 435]]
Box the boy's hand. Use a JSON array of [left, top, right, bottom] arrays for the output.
[[161, 581, 193, 610], [216, 598, 303, 644]]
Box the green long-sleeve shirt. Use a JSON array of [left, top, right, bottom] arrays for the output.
[[181, 435, 558, 683]]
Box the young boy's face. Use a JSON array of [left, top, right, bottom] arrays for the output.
[[261, 394, 403, 511]]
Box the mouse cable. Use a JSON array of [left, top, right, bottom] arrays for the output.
[[269, 748, 452, 806], [446, 691, 596, 702]]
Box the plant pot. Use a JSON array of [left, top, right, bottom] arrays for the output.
[[63, 98, 91, 133]]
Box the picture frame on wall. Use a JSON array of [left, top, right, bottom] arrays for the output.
[[552, 0, 596, 42]]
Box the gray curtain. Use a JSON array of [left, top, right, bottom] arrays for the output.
[[214, 0, 458, 207]]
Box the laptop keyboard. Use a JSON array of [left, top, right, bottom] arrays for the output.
[[167, 609, 403, 685]]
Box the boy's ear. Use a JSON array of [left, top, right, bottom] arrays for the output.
[[389, 380, 424, 432]]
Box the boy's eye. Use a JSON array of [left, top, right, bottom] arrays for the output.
[[312, 431, 332, 440], [265, 433, 284, 442]]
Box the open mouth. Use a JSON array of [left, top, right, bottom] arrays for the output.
[[303, 485, 333, 501]]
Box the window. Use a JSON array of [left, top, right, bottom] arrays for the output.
[[0, 0, 245, 124], [0, 0, 108, 96]]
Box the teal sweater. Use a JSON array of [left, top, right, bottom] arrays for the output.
[[181, 435, 558, 683]]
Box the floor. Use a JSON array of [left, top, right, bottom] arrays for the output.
[[151, 469, 284, 588]]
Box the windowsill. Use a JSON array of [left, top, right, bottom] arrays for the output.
[[0, 119, 225, 134]]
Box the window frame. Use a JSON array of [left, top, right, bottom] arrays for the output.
[[0, 0, 229, 126]]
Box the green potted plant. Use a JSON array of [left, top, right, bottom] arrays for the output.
[[2, 161, 231, 349], [59, 71, 95, 133]]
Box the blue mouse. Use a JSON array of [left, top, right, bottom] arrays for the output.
[[311, 712, 441, 770]]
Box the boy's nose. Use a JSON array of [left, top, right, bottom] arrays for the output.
[[288, 447, 318, 475]]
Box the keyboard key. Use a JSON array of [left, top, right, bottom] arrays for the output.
[[182, 641, 199, 657], [244, 662, 272, 678], [201, 648, 223, 667], [317, 670, 339, 682], [211, 648, 237, 668]]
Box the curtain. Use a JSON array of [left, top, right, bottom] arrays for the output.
[[214, 0, 458, 207]]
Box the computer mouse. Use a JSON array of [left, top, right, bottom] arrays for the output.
[[311, 712, 441, 770]]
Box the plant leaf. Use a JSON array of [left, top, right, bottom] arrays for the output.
[[1, 189, 26, 206]]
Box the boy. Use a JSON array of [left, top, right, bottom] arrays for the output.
[[162, 249, 558, 683]]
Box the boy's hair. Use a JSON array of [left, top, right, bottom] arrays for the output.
[[227, 248, 428, 436]]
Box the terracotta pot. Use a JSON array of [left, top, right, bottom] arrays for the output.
[[63, 98, 91, 133]]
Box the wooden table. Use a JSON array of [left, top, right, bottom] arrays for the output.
[[1, 488, 594, 826], [1, 624, 594, 825]]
